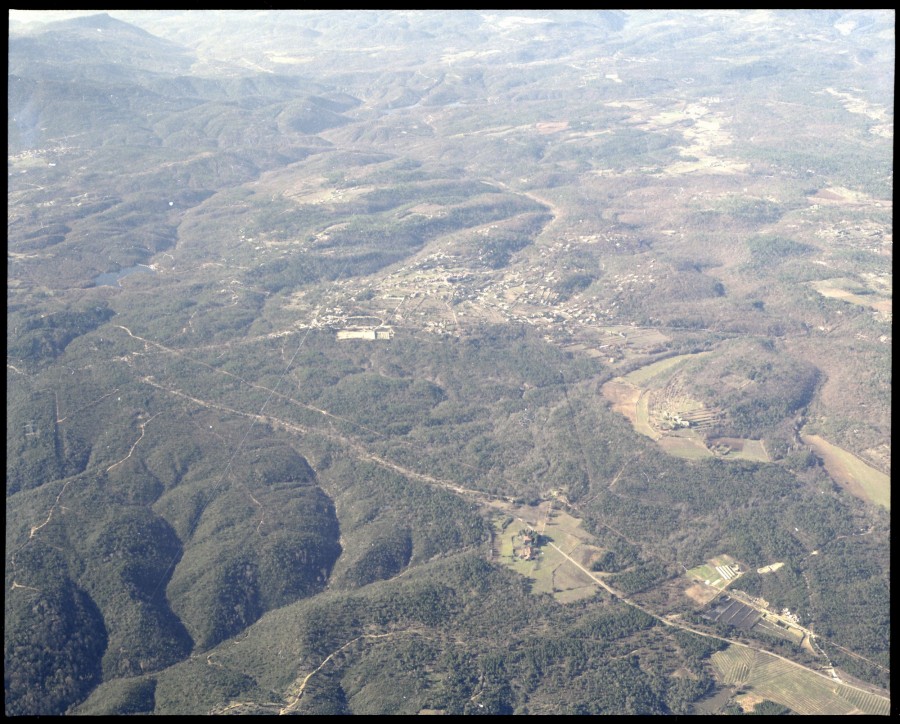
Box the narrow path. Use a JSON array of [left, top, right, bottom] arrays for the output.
[[278, 632, 413, 715], [106, 412, 163, 473], [10, 581, 42, 593], [28, 479, 76, 539], [825, 640, 890, 673], [114, 324, 890, 702], [114, 322, 568, 499], [141, 371, 889, 700], [545, 542, 890, 704]]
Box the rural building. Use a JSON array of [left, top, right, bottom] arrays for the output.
[[516, 545, 536, 560], [336, 326, 394, 341], [516, 528, 541, 560]]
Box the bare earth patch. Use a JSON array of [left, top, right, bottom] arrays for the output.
[[822, 87, 893, 139], [808, 278, 892, 316], [736, 692, 768, 713], [808, 186, 892, 208], [757, 562, 785, 574], [684, 582, 719, 605], [600, 378, 641, 424], [535, 121, 569, 134]]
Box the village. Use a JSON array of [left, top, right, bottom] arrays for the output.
[[281, 235, 673, 373]]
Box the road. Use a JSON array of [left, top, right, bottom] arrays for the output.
[[546, 541, 890, 704], [113, 324, 890, 707]]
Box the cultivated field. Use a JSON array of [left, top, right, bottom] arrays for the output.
[[802, 434, 891, 510], [685, 554, 742, 596], [490, 505, 604, 603], [809, 278, 893, 315], [623, 353, 700, 386], [551, 562, 598, 603], [658, 433, 712, 460], [708, 437, 769, 462], [711, 645, 891, 716], [603, 352, 771, 462], [634, 391, 661, 440]]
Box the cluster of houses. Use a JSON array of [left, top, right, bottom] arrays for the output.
[[660, 410, 691, 429], [515, 528, 542, 561]]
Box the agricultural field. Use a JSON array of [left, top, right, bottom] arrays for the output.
[[707, 437, 769, 462], [802, 434, 891, 509], [691, 685, 737, 715], [604, 352, 770, 461], [634, 390, 661, 441], [809, 278, 892, 315], [685, 555, 743, 595], [657, 433, 713, 460], [7, 8, 891, 717], [623, 352, 702, 386], [490, 504, 604, 603], [711, 645, 891, 716]]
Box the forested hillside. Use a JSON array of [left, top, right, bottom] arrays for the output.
[[7, 10, 891, 716]]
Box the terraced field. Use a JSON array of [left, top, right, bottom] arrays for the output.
[[603, 352, 781, 463], [604, 353, 720, 455]]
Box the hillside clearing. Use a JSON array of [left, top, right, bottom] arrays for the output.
[[802, 434, 890, 510]]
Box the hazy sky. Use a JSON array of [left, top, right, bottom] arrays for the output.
[[10, 10, 117, 24]]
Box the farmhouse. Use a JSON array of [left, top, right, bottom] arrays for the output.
[[516, 528, 542, 560], [516, 545, 536, 560], [660, 411, 690, 429]]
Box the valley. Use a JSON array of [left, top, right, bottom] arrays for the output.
[[7, 9, 891, 716]]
